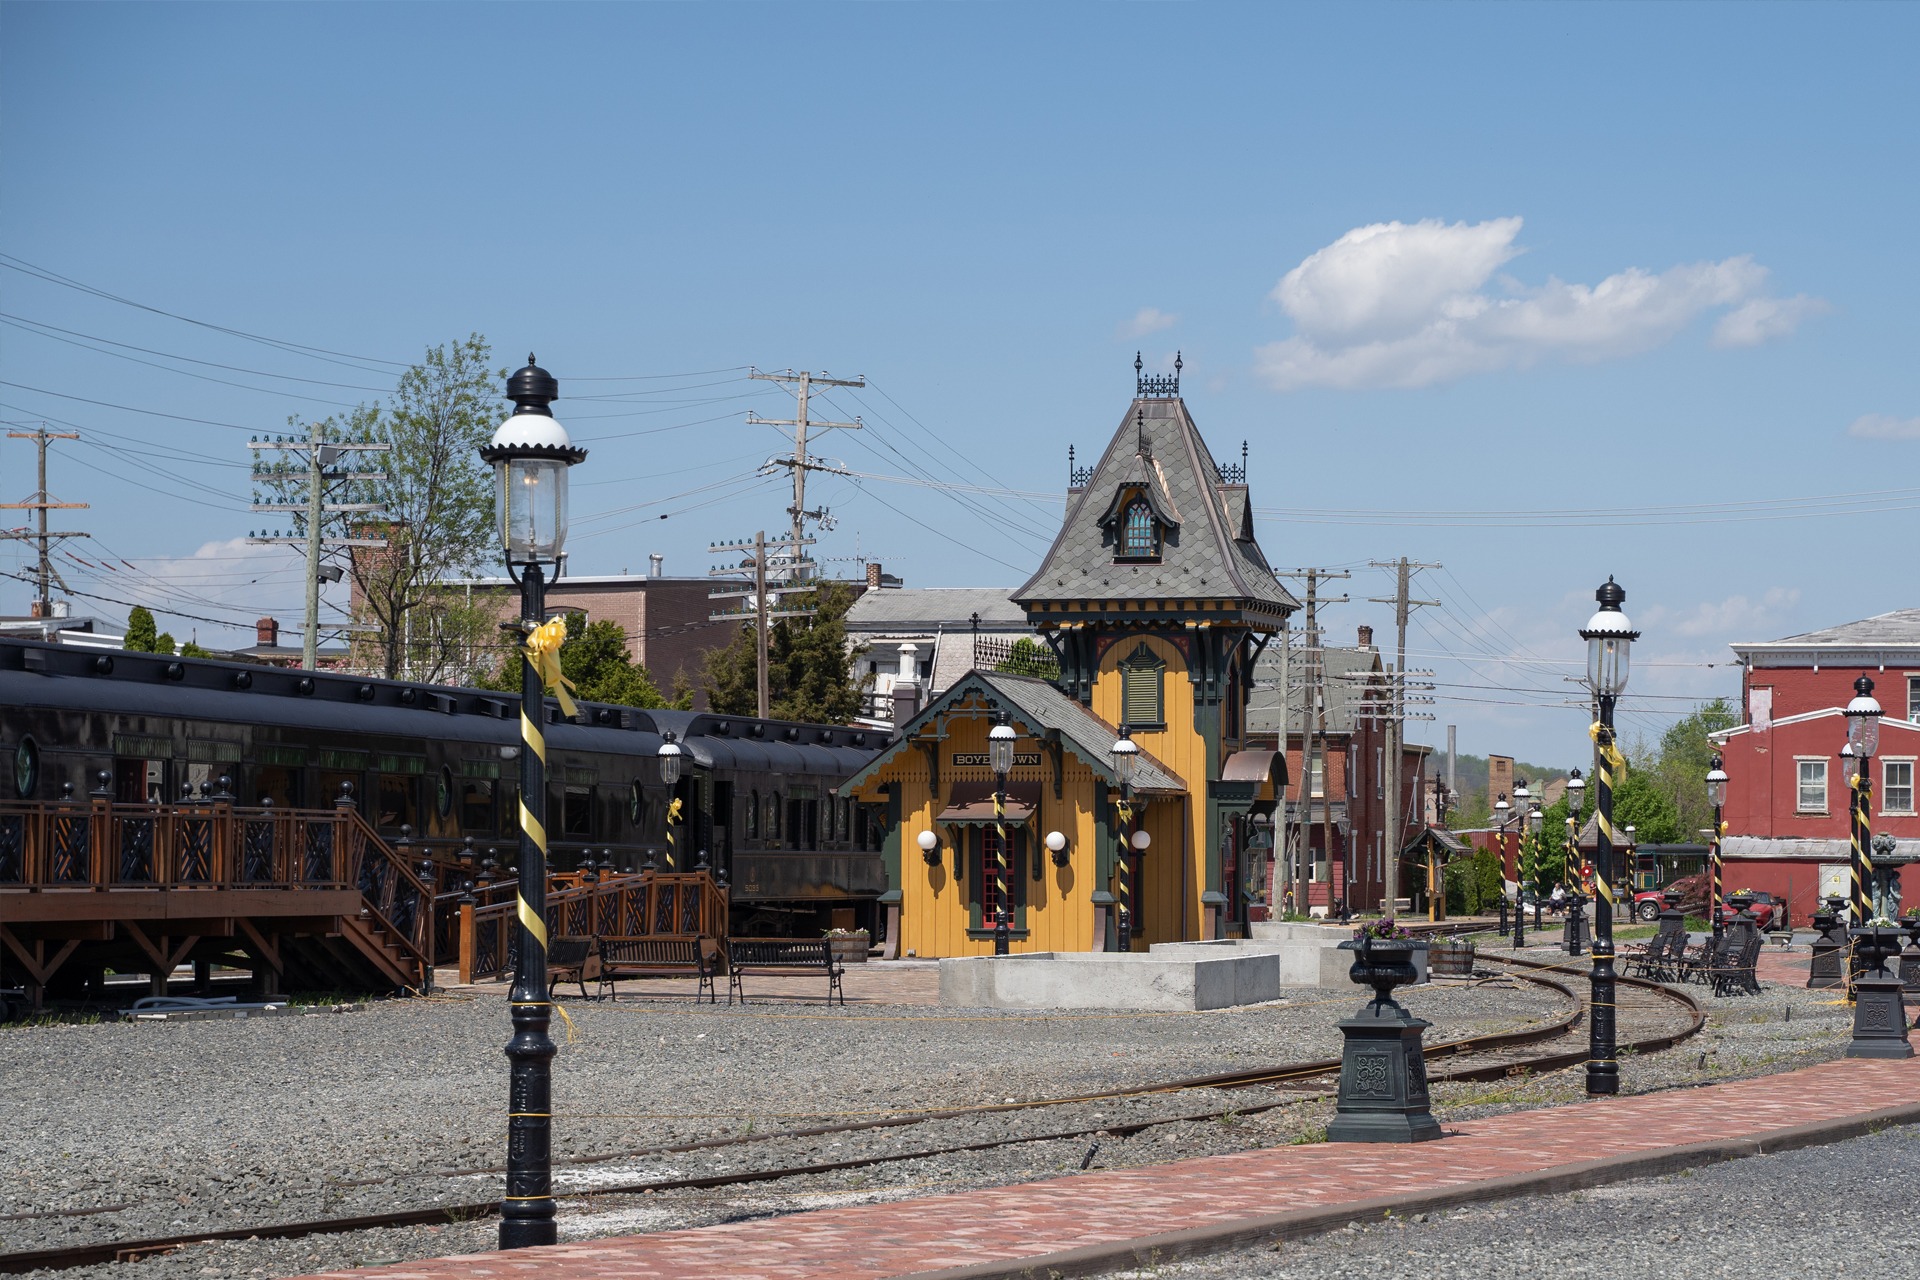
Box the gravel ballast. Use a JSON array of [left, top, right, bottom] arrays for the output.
[[0, 963, 1843, 1280]]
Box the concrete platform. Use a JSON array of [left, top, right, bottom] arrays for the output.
[[1243, 922, 1430, 986], [937, 950, 1278, 1010]]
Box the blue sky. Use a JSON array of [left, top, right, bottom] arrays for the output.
[[4, 3, 1917, 768]]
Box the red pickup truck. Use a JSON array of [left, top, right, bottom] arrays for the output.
[[1631, 874, 1784, 929]]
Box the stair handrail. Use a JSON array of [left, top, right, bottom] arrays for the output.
[[338, 808, 435, 985]]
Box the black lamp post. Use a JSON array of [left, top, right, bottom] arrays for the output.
[[1579, 575, 1638, 1096], [1565, 768, 1586, 956], [1492, 792, 1517, 945], [478, 355, 585, 1250], [658, 731, 684, 873], [1845, 677, 1882, 930], [1528, 800, 1545, 929], [1706, 755, 1728, 939], [988, 710, 1016, 955], [1111, 725, 1139, 951]]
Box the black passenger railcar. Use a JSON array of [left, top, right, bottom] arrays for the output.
[[0, 639, 890, 938]]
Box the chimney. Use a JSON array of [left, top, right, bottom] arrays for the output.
[[1357, 624, 1374, 648], [648, 554, 664, 578], [866, 561, 883, 591], [257, 617, 279, 648], [891, 641, 921, 730]]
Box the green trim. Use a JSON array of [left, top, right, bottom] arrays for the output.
[[186, 739, 242, 763], [881, 784, 902, 905]]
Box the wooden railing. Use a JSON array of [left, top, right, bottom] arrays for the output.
[[0, 791, 434, 986], [458, 870, 729, 985]]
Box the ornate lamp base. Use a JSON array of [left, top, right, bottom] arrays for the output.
[[1846, 976, 1914, 1059], [1329, 1002, 1443, 1143]]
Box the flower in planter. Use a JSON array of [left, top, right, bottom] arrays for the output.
[[823, 928, 870, 939], [1353, 916, 1413, 942]]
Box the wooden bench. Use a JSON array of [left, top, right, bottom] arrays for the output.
[[547, 936, 601, 1000], [598, 935, 722, 1003], [725, 937, 844, 1006]]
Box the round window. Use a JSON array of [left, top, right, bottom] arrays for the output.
[[14, 737, 38, 800], [436, 766, 455, 818], [629, 780, 646, 827]]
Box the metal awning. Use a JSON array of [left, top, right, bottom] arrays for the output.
[[937, 781, 1040, 825], [1220, 748, 1287, 788]]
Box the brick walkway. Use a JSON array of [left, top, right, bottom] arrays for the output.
[[300, 1053, 1920, 1280]]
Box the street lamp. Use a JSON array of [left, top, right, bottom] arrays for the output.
[[1528, 800, 1545, 928], [1578, 574, 1638, 1096], [1492, 792, 1520, 945], [1110, 724, 1140, 951], [658, 731, 684, 870], [1845, 677, 1883, 927], [478, 355, 586, 1250], [918, 829, 941, 866], [1705, 755, 1728, 938], [988, 710, 1016, 956], [1565, 768, 1587, 955]]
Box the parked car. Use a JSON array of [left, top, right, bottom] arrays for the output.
[[1631, 876, 1785, 930], [1632, 873, 1708, 922]]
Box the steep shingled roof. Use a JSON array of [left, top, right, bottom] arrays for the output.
[[1012, 396, 1297, 613]]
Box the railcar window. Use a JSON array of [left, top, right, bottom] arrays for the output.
[[436, 767, 455, 819], [767, 791, 781, 839], [628, 780, 645, 828], [254, 765, 301, 808], [377, 775, 420, 834], [461, 779, 494, 831], [746, 789, 759, 839], [563, 786, 592, 837]]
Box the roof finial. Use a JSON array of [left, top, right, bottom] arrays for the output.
[[1136, 405, 1147, 455]]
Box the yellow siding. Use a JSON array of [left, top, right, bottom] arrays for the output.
[[1091, 633, 1209, 944], [852, 696, 1116, 957]]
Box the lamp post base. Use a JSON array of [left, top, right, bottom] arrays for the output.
[[1846, 976, 1914, 1059]]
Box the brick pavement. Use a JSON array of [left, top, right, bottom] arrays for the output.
[[300, 1053, 1920, 1280]]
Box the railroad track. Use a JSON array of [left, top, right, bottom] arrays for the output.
[[0, 962, 1701, 1275]]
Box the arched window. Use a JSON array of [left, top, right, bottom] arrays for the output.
[[1122, 499, 1156, 559], [746, 789, 759, 838]]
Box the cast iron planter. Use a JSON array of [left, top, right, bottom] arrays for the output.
[[1327, 935, 1442, 1144]]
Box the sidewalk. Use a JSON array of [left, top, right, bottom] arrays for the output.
[[302, 1052, 1920, 1280]]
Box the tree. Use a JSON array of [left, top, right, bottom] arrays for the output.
[[1647, 698, 1740, 840], [1610, 768, 1684, 845], [257, 335, 501, 679], [701, 580, 871, 723], [125, 606, 159, 653], [993, 637, 1060, 680], [152, 630, 178, 655], [480, 611, 683, 709], [179, 640, 213, 658]]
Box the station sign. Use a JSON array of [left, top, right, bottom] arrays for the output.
[[951, 752, 1042, 768]]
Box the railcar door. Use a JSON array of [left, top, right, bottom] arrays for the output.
[[114, 756, 167, 804]]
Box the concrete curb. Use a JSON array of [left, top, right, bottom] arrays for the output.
[[894, 1099, 1920, 1280]]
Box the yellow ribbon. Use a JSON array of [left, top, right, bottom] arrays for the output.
[[665, 797, 683, 867], [523, 616, 578, 718], [1588, 722, 1627, 777], [516, 892, 548, 949]]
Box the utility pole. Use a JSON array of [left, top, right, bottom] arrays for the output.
[[247, 424, 388, 670], [746, 368, 864, 580], [1369, 558, 1441, 917], [1279, 569, 1348, 917], [708, 531, 816, 718], [1, 429, 87, 619]]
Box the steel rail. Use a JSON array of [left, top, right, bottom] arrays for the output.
[[0, 965, 1702, 1275]]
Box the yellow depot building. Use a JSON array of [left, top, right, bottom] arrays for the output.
[[842, 360, 1298, 956]]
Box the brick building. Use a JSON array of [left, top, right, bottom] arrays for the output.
[[1710, 609, 1920, 923]]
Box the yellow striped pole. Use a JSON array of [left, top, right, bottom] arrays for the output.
[[503, 568, 558, 1248], [993, 785, 1011, 954], [1588, 709, 1625, 1096], [1116, 798, 1134, 952]]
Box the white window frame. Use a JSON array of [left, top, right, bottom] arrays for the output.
[[1883, 758, 1916, 816], [1907, 673, 1920, 724], [1309, 757, 1325, 799], [1795, 757, 1828, 814], [1376, 746, 1384, 798]]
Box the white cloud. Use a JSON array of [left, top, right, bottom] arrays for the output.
[[1119, 307, 1178, 340], [1848, 413, 1920, 441], [1255, 218, 1822, 390], [1711, 295, 1829, 348], [1651, 587, 1802, 640], [74, 537, 322, 647]]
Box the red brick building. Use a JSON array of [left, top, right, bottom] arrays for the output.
[[1711, 609, 1920, 923]]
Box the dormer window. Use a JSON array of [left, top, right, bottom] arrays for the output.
[[1122, 499, 1157, 559], [1106, 484, 1166, 563]]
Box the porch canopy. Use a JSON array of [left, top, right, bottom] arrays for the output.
[[936, 780, 1041, 825]]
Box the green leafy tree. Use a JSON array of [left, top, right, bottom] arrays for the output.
[[256, 335, 501, 679], [179, 640, 213, 658], [124, 606, 160, 653], [993, 637, 1060, 680], [480, 611, 682, 709], [702, 580, 871, 723], [152, 631, 177, 655], [1610, 768, 1683, 844], [1647, 699, 1739, 840]]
